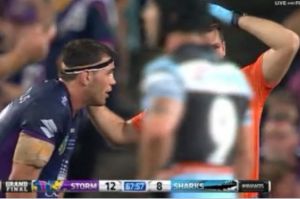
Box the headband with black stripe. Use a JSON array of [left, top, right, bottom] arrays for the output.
[[62, 58, 114, 74]]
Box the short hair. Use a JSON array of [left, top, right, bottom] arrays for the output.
[[267, 89, 298, 109], [207, 22, 225, 41], [266, 89, 299, 124], [59, 39, 116, 81], [153, 0, 213, 45]]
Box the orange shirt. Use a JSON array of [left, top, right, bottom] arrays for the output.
[[241, 54, 273, 181], [240, 54, 273, 198]]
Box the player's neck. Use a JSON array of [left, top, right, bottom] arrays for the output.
[[62, 81, 85, 116]]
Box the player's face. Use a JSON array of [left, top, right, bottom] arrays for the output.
[[142, 0, 160, 48], [198, 29, 226, 58], [262, 121, 299, 164], [88, 57, 116, 106]]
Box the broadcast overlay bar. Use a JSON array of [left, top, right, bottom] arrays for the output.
[[0, 180, 271, 193]]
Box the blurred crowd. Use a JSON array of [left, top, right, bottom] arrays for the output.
[[1, 0, 300, 198]]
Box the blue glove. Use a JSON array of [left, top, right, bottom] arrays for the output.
[[208, 3, 241, 26]]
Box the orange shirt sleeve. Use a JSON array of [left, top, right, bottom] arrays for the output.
[[241, 53, 273, 107], [130, 112, 145, 132]]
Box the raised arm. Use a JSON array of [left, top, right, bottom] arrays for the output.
[[209, 4, 300, 87], [238, 15, 299, 87]]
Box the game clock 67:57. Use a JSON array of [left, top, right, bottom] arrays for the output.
[[123, 181, 147, 192]]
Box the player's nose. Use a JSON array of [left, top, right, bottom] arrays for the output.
[[110, 74, 116, 85]]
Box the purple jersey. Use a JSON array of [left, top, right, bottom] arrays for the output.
[[0, 80, 84, 198]]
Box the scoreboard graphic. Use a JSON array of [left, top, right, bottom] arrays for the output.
[[0, 180, 271, 193]]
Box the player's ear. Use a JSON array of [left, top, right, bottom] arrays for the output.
[[78, 71, 91, 86]]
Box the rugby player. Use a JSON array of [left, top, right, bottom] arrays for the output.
[[135, 0, 253, 198], [0, 39, 137, 198]]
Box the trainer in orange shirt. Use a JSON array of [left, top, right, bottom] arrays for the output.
[[130, 2, 299, 186]]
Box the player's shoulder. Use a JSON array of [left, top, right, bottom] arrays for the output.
[[15, 80, 70, 115], [144, 55, 179, 76], [214, 61, 252, 97], [142, 56, 184, 88], [241, 53, 264, 74], [180, 60, 252, 97], [215, 61, 246, 77]]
